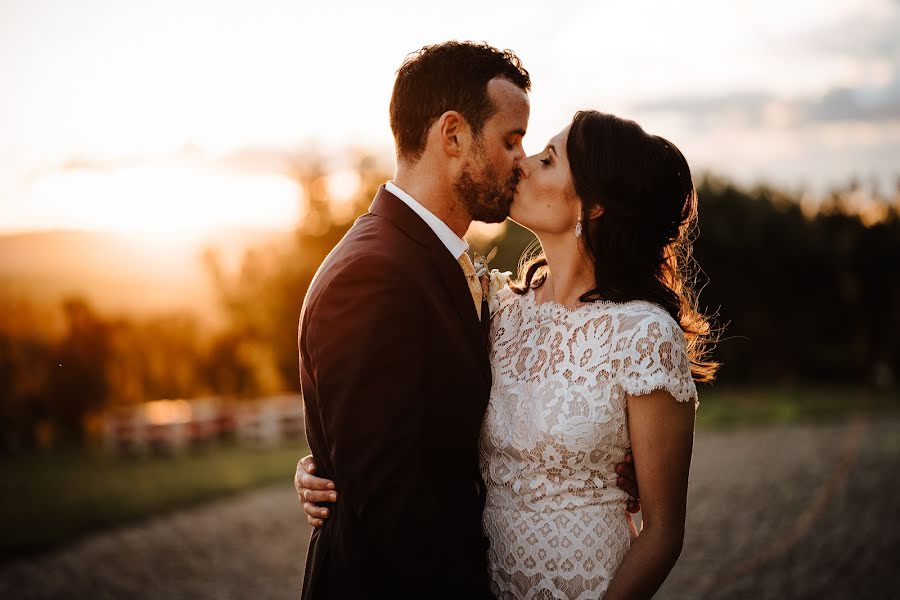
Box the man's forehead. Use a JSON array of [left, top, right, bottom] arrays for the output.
[[487, 77, 529, 102], [486, 77, 530, 131]]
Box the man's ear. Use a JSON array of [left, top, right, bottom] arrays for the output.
[[438, 110, 468, 158]]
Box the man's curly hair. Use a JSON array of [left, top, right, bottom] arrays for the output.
[[389, 41, 531, 163]]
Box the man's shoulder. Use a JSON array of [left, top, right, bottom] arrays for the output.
[[305, 216, 430, 306], [327, 215, 428, 274], [335, 212, 427, 260]]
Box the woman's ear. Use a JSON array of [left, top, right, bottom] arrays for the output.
[[588, 204, 604, 220]]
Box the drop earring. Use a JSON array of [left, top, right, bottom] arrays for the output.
[[575, 216, 583, 238]]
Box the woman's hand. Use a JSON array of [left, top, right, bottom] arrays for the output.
[[294, 455, 338, 527]]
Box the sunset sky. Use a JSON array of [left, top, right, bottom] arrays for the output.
[[1, 0, 898, 235]]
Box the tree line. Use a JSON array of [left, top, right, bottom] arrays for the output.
[[1, 165, 897, 451]]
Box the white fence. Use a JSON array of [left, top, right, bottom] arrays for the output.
[[102, 394, 304, 454]]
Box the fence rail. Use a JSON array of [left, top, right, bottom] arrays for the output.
[[102, 395, 304, 454]]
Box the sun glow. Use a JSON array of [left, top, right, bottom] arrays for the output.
[[144, 399, 193, 426], [24, 164, 302, 236], [325, 170, 363, 224]]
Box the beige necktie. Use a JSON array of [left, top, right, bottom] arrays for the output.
[[458, 253, 483, 320]]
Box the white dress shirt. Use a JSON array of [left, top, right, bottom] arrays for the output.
[[385, 180, 468, 260]]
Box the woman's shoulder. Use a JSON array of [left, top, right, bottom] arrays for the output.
[[612, 302, 698, 405], [611, 301, 683, 338]]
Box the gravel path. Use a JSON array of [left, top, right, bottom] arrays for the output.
[[2, 416, 898, 599]]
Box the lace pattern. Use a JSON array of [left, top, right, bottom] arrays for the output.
[[480, 287, 697, 599]]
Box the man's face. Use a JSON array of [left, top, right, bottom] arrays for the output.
[[454, 77, 530, 223]]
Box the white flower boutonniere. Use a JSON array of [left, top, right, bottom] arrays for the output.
[[472, 247, 512, 317]]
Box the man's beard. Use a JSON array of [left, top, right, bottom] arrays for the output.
[[453, 146, 518, 224]]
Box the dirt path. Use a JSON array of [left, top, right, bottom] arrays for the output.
[[3, 417, 898, 599]]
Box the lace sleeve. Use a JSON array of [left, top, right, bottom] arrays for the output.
[[616, 307, 698, 407]]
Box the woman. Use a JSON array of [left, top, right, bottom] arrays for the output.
[[297, 110, 717, 598]]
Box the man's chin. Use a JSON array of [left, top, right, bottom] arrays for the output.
[[500, 193, 515, 219], [473, 211, 509, 225], [465, 187, 514, 223], [490, 195, 514, 223]]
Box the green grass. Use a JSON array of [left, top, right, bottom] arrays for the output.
[[695, 385, 900, 429], [2, 387, 897, 563], [0, 440, 308, 563]]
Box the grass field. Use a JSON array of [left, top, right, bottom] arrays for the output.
[[1, 386, 897, 563], [694, 385, 899, 429], [0, 440, 308, 563]]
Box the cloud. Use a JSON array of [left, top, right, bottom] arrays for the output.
[[808, 80, 900, 122], [633, 93, 774, 126], [633, 69, 900, 127], [800, 1, 900, 61], [632, 0, 900, 127]]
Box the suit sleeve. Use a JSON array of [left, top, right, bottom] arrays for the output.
[[306, 252, 446, 582]]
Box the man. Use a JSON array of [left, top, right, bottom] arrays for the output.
[[295, 42, 639, 599]]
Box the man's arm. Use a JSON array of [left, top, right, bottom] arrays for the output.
[[306, 252, 442, 578], [296, 452, 640, 524]]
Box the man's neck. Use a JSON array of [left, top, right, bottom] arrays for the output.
[[393, 167, 471, 239]]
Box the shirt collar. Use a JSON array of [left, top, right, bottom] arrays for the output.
[[385, 180, 468, 259]]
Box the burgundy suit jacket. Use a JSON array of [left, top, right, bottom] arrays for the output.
[[299, 186, 493, 599]]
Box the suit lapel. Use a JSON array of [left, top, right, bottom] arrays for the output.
[[369, 187, 490, 381]]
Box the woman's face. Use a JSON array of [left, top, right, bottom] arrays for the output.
[[508, 125, 582, 236]]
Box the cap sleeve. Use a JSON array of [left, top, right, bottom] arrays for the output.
[[616, 307, 698, 407]]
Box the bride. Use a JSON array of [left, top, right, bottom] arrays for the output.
[[296, 110, 717, 599]]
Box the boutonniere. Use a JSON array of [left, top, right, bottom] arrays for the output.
[[472, 247, 512, 317]]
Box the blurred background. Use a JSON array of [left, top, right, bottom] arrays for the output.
[[1, 0, 898, 598]]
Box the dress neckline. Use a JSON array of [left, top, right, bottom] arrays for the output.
[[518, 287, 663, 325], [525, 286, 617, 312]]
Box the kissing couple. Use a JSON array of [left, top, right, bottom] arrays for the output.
[[294, 41, 717, 599]]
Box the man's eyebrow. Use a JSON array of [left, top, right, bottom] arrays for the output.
[[507, 128, 527, 137]]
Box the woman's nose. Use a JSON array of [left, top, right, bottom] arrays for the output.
[[516, 158, 531, 179]]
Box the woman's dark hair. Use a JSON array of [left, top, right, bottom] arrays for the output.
[[389, 41, 531, 163], [512, 110, 719, 382]]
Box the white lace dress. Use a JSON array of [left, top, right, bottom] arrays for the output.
[[480, 287, 698, 599]]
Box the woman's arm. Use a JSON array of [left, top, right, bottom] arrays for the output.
[[602, 388, 695, 600]]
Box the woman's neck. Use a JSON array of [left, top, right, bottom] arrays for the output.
[[536, 233, 596, 307]]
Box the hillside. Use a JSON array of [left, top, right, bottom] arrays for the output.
[[0, 228, 293, 325]]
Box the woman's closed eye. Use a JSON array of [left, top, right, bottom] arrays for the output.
[[540, 153, 552, 166]]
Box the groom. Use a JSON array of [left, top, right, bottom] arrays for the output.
[[296, 42, 638, 599]]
